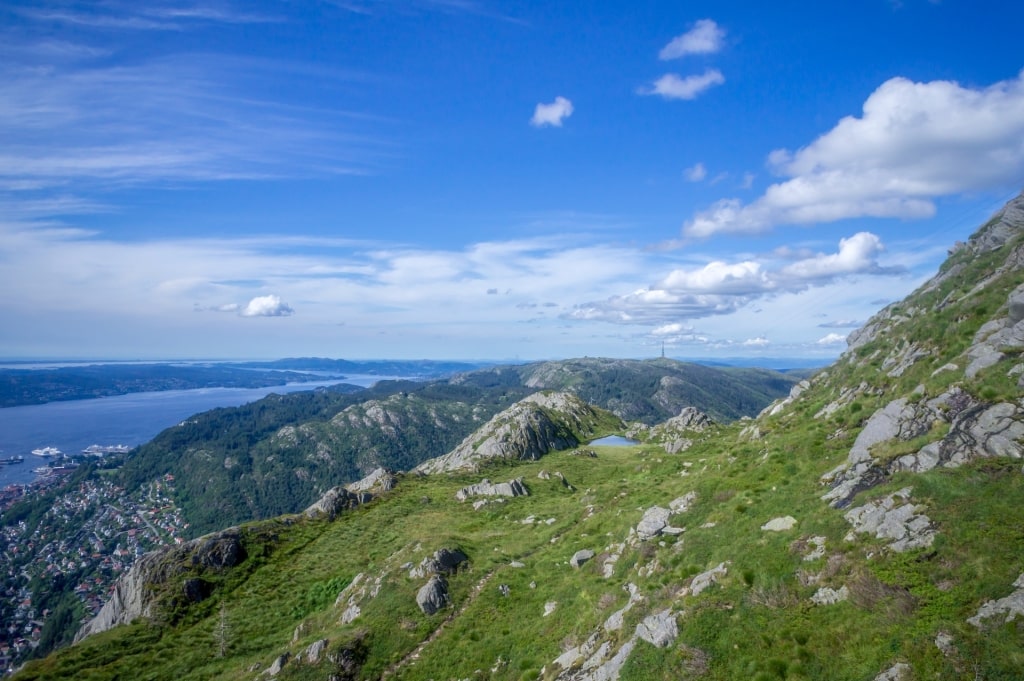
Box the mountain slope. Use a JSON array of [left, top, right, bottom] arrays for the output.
[[456, 357, 796, 424], [17, 192, 1024, 681], [116, 361, 792, 536]]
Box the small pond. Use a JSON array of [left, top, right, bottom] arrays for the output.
[[588, 435, 640, 447]]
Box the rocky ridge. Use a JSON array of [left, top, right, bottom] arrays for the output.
[[414, 391, 622, 474]]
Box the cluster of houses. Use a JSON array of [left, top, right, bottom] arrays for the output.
[[0, 474, 186, 674]]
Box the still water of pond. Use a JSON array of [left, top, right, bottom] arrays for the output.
[[588, 435, 640, 447]]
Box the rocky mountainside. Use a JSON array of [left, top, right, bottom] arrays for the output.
[[16, 193, 1024, 681], [415, 392, 622, 474]]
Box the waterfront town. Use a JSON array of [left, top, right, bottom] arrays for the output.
[[0, 472, 186, 673]]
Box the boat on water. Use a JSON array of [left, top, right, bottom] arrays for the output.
[[0, 456, 24, 466], [33, 466, 51, 475], [31, 446, 62, 458]]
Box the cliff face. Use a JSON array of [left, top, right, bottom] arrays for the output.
[[74, 528, 247, 642]]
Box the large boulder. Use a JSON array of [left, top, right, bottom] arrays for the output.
[[636, 506, 672, 540], [304, 487, 367, 519], [416, 575, 450, 615], [455, 478, 528, 501]]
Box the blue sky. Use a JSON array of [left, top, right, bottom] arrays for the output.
[[2, 0, 1023, 362]]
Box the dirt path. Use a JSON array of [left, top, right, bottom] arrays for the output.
[[381, 569, 496, 679]]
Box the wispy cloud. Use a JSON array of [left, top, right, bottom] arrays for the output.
[[818, 319, 862, 329], [328, 0, 525, 24], [640, 69, 724, 101], [685, 71, 1024, 237], [659, 19, 726, 60], [17, 3, 279, 31], [0, 51, 386, 195], [684, 162, 707, 182]]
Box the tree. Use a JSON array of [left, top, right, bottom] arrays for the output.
[[214, 602, 231, 658]]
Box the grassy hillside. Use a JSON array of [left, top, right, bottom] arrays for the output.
[[18, 430, 1024, 680], [19, 195, 1024, 680]]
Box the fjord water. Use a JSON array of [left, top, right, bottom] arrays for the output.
[[0, 376, 391, 487]]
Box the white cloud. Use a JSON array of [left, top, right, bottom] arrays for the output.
[[684, 162, 707, 182], [816, 332, 848, 346], [651, 322, 692, 336], [566, 231, 904, 325], [641, 69, 724, 101], [659, 19, 725, 59], [685, 71, 1024, 237], [240, 295, 294, 317], [778, 232, 890, 281], [658, 260, 770, 295], [743, 336, 770, 347], [530, 96, 574, 127]]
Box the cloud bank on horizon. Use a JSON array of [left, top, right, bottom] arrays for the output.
[[0, 1, 1021, 361]]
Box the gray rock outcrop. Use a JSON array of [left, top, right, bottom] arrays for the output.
[[636, 506, 672, 540], [305, 468, 398, 519], [302, 639, 328, 664], [967, 573, 1024, 627], [551, 597, 678, 680], [649, 407, 715, 453], [305, 487, 370, 519], [761, 516, 797, 532], [416, 575, 450, 615], [346, 467, 397, 494], [455, 478, 528, 501], [409, 547, 469, 579], [76, 528, 246, 642], [265, 652, 289, 676], [415, 392, 620, 474], [810, 585, 849, 605], [635, 610, 677, 648], [570, 549, 595, 568], [874, 662, 912, 681], [843, 488, 935, 552], [689, 562, 729, 597], [822, 388, 1024, 508]]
